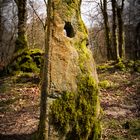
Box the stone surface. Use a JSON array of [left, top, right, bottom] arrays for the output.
[[48, 0, 98, 95], [47, 0, 100, 139]]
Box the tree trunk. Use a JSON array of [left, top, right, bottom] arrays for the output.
[[37, 0, 52, 139], [101, 0, 113, 60], [135, 22, 140, 59], [0, 0, 16, 71], [0, 1, 2, 46], [0, 0, 2, 70], [111, 0, 119, 60], [14, 0, 27, 52], [116, 1, 125, 59]]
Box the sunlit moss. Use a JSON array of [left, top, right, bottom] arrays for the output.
[[50, 74, 101, 140], [7, 49, 43, 74], [99, 80, 111, 89], [15, 34, 28, 52], [115, 60, 126, 71]]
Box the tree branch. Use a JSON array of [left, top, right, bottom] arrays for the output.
[[29, 0, 45, 29]]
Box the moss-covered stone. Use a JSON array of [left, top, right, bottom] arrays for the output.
[[97, 60, 140, 73], [15, 34, 28, 52], [47, 0, 101, 139], [99, 80, 111, 89], [115, 61, 126, 71], [127, 60, 135, 67], [134, 60, 140, 73], [50, 74, 101, 140], [7, 49, 43, 74]]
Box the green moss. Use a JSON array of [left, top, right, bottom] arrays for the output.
[[30, 49, 43, 55], [124, 60, 135, 71], [127, 60, 134, 67], [61, 0, 77, 20], [99, 80, 111, 89], [20, 61, 39, 72], [97, 60, 140, 73], [77, 16, 88, 34], [134, 60, 140, 73], [15, 34, 27, 52], [50, 1, 100, 139], [61, 0, 87, 35], [97, 65, 113, 72], [7, 49, 43, 74], [115, 60, 140, 72], [73, 39, 90, 73], [115, 61, 126, 71], [50, 75, 101, 140]]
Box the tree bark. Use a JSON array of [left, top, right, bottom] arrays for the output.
[[0, 1, 2, 48], [37, 0, 52, 139], [0, 0, 16, 71], [135, 22, 140, 59], [0, 0, 2, 70], [111, 0, 119, 60], [101, 0, 113, 60], [14, 0, 27, 52], [116, 0, 125, 59]]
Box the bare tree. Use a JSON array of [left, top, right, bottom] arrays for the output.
[[28, 0, 52, 139], [100, 0, 113, 60], [14, 0, 27, 52], [26, 1, 45, 49], [82, 0, 108, 62], [111, 0, 119, 60], [116, 0, 125, 59], [130, 0, 140, 59], [37, 0, 51, 138]]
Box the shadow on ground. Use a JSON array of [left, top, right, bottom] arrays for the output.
[[0, 131, 37, 140]]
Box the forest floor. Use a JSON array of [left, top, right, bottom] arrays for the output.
[[98, 64, 140, 140], [0, 64, 140, 140], [0, 73, 40, 140]]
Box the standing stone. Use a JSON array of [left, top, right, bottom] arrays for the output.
[[49, 0, 98, 94], [48, 0, 101, 139]]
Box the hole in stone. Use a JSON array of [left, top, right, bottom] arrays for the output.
[[86, 39, 89, 46], [64, 22, 75, 38]]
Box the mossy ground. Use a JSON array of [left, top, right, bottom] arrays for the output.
[[97, 60, 140, 73], [0, 61, 139, 140], [98, 61, 140, 140]]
